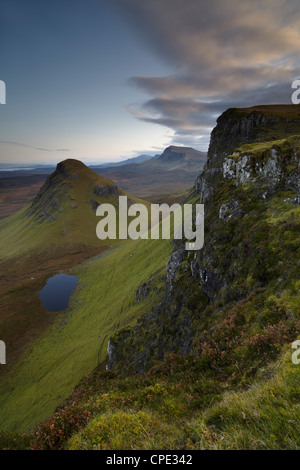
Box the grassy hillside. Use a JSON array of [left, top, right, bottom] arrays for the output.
[[61, 346, 299, 450], [0, 159, 174, 432], [1, 338, 298, 450], [0, 159, 153, 370], [0, 234, 172, 432], [0, 159, 147, 261]]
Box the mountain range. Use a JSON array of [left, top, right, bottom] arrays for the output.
[[90, 153, 158, 167], [0, 146, 207, 219]]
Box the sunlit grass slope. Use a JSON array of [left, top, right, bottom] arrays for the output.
[[0, 233, 172, 432]]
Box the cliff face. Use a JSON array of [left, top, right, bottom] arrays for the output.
[[223, 137, 300, 201], [106, 105, 300, 376], [195, 104, 300, 201]]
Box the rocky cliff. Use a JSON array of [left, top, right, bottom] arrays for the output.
[[106, 105, 300, 376], [195, 104, 300, 201]]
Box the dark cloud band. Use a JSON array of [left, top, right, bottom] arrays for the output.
[[114, 0, 300, 149]]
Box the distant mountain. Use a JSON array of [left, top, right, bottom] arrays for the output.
[[91, 154, 157, 169], [93, 145, 207, 197], [0, 166, 56, 178], [145, 145, 207, 170], [0, 154, 156, 177]]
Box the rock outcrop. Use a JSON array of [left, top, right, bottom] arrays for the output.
[[93, 185, 119, 197], [195, 104, 300, 201], [222, 138, 300, 200]]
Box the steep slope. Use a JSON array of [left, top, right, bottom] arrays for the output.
[[0, 155, 156, 220], [105, 105, 300, 375], [0, 159, 174, 433], [24, 346, 298, 450], [0, 233, 173, 432]]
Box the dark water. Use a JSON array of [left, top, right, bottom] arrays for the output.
[[39, 273, 79, 312]]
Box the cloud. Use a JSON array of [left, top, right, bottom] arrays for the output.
[[113, 0, 300, 149], [0, 141, 71, 152]]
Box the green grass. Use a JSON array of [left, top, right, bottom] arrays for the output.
[[67, 410, 182, 450], [234, 103, 300, 119], [188, 347, 300, 449], [228, 135, 300, 160], [27, 343, 299, 450], [0, 235, 172, 432]]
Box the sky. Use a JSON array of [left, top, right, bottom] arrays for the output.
[[0, 0, 300, 165]]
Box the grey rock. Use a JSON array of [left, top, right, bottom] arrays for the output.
[[135, 282, 150, 304], [166, 248, 185, 283], [106, 340, 116, 371], [219, 200, 239, 221], [93, 185, 119, 197]]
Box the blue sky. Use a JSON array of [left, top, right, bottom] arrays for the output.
[[0, 0, 173, 164], [1, 0, 300, 165]]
